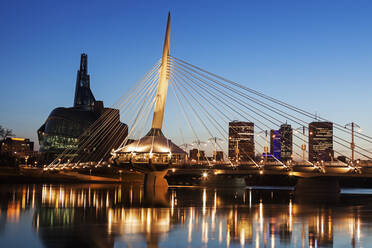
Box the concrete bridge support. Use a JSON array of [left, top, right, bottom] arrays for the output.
[[144, 170, 169, 190], [294, 177, 340, 204], [144, 170, 169, 206]]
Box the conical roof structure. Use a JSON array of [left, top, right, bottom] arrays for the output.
[[118, 132, 186, 155]]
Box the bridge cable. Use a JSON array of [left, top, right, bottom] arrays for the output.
[[169, 57, 369, 157], [170, 56, 372, 144]]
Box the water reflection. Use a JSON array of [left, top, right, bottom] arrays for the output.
[[0, 184, 372, 247]]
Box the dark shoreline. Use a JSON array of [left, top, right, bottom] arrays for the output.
[[0, 166, 144, 184], [2, 166, 372, 188]]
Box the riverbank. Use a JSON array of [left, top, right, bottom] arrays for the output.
[[0, 167, 144, 184], [2, 166, 372, 188]]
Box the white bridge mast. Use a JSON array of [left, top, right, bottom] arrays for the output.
[[151, 12, 171, 131]]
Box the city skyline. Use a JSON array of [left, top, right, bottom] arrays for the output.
[[1, 0, 372, 153], [2, 3, 372, 247]]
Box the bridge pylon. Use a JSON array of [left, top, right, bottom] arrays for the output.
[[112, 13, 186, 189]]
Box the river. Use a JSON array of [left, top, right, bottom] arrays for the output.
[[0, 184, 371, 247]]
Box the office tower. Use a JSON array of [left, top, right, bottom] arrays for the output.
[[308, 122, 333, 162], [280, 124, 293, 161], [228, 121, 254, 161]]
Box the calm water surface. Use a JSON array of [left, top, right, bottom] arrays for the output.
[[0, 184, 372, 247]]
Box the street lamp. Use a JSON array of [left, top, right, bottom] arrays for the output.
[[345, 122, 361, 164], [180, 143, 192, 163], [192, 140, 206, 164], [258, 130, 268, 163], [294, 126, 306, 161], [208, 137, 223, 162], [25, 156, 29, 167]]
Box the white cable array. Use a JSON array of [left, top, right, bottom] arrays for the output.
[[167, 55, 371, 163]]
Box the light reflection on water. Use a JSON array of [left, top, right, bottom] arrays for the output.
[[0, 184, 372, 247]]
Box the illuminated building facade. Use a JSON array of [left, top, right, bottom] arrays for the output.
[[279, 124, 293, 161], [228, 121, 254, 161], [269, 125, 292, 162], [215, 151, 224, 161], [1, 137, 34, 154], [37, 54, 128, 161], [0, 137, 34, 156], [0, 137, 37, 166], [189, 148, 206, 161], [308, 121, 333, 162], [270, 130, 281, 160]]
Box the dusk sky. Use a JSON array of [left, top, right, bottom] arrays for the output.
[[1, 0, 372, 151]]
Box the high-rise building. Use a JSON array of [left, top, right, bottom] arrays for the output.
[[270, 129, 281, 160], [270, 124, 293, 162], [215, 151, 224, 161], [279, 124, 293, 161], [38, 54, 128, 162], [228, 121, 254, 161], [308, 121, 333, 162], [189, 148, 206, 161]]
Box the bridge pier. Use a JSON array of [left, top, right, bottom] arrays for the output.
[[294, 177, 340, 204], [144, 170, 169, 190], [144, 170, 169, 206]]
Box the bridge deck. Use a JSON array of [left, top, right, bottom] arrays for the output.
[[169, 164, 372, 178]]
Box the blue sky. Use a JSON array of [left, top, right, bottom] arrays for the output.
[[1, 0, 372, 152]]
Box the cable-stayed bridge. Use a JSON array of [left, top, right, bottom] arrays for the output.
[[44, 13, 372, 191]]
